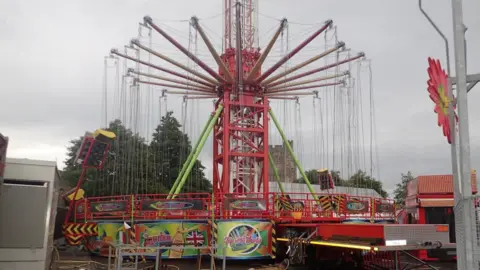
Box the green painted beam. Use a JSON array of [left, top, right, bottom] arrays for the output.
[[168, 113, 215, 198], [268, 152, 286, 194], [173, 105, 224, 196], [268, 108, 318, 201]]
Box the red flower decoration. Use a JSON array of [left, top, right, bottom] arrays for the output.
[[427, 57, 457, 144]]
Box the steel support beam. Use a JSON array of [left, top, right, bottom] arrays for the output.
[[144, 16, 227, 84], [136, 79, 215, 93], [266, 81, 344, 94], [467, 81, 479, 92], [269, 108, 318, 201], [111, 49, 215, 88], [449, 73, 480, 84], [267, 53, 364, 88], [268, 72, 348, 92], [235, 1, 243, 89], [245, 19, 287, 83], [262, 42, 345, 86], [168, 112, 214, 198], [191, 16, 234, 83], [131, 39, 219, 85], [185, 96, 217, 99], [451, 0, 476, 268], [254, 20, 333, 84], [129, 69, 214, 91], [172, 105, 224, 196]]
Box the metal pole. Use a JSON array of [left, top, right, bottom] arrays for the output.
[[393, 251, 399, 270], [451, 0, 476, 268], [222, 245, 227, 270], [417, 2, 468, 267], [168, 113, 215, 197], [235, 1, 243, 88], [418, 0, 451, 75], [173, 105, 224, 195], [155, 249, 159, 270], [268, 108, 319, 201], [108, 244, 112, 269]]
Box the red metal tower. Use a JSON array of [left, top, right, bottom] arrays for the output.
[[212, 1, 336, 199], [214, 0, 266, 197]]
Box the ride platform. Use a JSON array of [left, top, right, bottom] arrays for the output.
[[64, 191, 395, 260]]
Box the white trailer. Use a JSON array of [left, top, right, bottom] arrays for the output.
[[0, 158, 60, 270]]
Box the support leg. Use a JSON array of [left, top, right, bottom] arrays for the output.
[[393, 251, 399, 270], [173, 105, 224, 196], [168, 113, 215, 198], [268, 108, 318, 201], [155, 248, 160, 270], [467, 80, 478, 92], [400, 251, 439, 270]]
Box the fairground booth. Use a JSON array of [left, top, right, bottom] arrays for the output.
[[400, 171, 477, 261]]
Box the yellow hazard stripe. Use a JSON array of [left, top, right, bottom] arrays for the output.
[[271, 220, 276, 259], [319, 195, 332, 211]]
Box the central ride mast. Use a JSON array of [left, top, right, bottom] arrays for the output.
[[214, 0, 268, 198]]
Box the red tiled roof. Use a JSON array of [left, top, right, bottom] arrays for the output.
[[416, 173, 477, 194]]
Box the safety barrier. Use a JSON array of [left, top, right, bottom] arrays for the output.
[[71, 192, 396, 222]]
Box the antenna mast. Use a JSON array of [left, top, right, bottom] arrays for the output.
[[224, 0, 259, 50]]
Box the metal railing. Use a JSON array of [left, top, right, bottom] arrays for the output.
[[71, 192, 396, 222]]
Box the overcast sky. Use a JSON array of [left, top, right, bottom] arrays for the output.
[[1, 0, 479, 195]]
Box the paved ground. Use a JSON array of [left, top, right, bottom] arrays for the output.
[[53, 249, 457, 269]]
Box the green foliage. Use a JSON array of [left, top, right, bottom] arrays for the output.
[[345, 170, 388, 198], [295, 169, 388, 198], [294, 169, 345, 186], [393, 171, 415, 208], [62, 112, 211, 197], [149, 111, 211, 193]]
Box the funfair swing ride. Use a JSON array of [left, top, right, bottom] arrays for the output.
[[62, 1, 456, 268]]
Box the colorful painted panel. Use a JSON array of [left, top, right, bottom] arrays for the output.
[[216, 220, 272, 259], [87, 221, 209, 258], [141, 199, 205, 211], [375, 203, 394, 213], [224, 198, 267, 211], [136, 221, 209, 258], [345, 200, 369, 213], [88, 222, 126, 256], [90, 201, 127, 213]]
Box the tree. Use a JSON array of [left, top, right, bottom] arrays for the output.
[[393, 172, 415, 208], [344, 170, 389, 198], [294, 170, 345, 186], [62, 120, 156, 196], [62, 112, 211, 197], [150, 111, 212, 194]]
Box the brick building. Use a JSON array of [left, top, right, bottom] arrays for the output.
[[268, 140, 296, 183]]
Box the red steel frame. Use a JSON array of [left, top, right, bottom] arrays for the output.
[[64, 136, 111, 224], [213, 93, 269, 197]]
